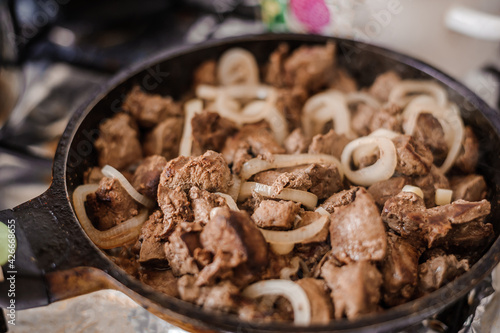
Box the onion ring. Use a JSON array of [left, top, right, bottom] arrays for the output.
[[238, 182, 318, 210], [389, 80, 447, 107], [217, 48, 259, 86]]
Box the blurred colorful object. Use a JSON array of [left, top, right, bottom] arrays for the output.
[[260, 0, 357, 36]]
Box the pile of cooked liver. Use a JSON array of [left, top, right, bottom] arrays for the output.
[[82, 42, 494, 323]]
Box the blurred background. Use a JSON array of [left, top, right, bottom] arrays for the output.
[[0, 0, 499, 332]]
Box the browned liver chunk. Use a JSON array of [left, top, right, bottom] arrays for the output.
[[191, 110, 238, 155], [412, 165, 450, 207], [164, 223, 202, 276], [295, 278, 333, 324], [143, 117, 183, 160], [189, 186, 228, 224], [320, 187, 360, 213], [380, 233, 419, 306], [329, 188, 387, 263], [417, 255, 469, 295], [251, 200, 301, 230], [450, 174, 487, 202], [193, 60, 217, 86], [369, 71, 402, 102], [95, 113, 142, 170], [275, 87, 309, 131], [368, 177, 408, 207], [86, 177, 139, 231], [122, 86, 181, 128], [139, 269, 179, 297], [138, 210, 168, 267], [413, 113, 448, 165], [157, 187, 193, 237], [158, 150, 231, 193], [308, 129, 350, 159], [454, 126, 480, 173], [284, 128, 310, 154], [393, 135, 433, 176], [321, 259, 383, 319], [132, 155, 167, 200]]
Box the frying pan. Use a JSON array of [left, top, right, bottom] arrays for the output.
[[0, 34, 499, 333]]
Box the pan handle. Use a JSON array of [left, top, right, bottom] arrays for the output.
[[0, 187, 113, 310]]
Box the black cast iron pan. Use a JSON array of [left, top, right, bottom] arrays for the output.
[[1, 34, 499, 333]]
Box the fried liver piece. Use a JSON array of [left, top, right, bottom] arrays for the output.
[[222, 122, 285, 173], [178, 275, 240, 312], [132, 155, 167, 200], [158, 150, 231, 193], [329, 188, 387, 263], [295, 278, 333, 324], [191, 110, 238, 155], [251, 200, 301, 230], [393, 135, 433, 176], [122, 86, 181, 128], [143, 117, 183, 160], [368, 177, 407, 207], [139, 269, 179, 297], [450, 174, 488, 202], [138, 210, 168, 267], [308, 129, 350, 160], [95, 113, 142, 170], [368, 71, 401, 103], [200, 207, 268, 272], [320, 187, 360, 213], [380, 233, 420, 306], [321, 259, 383, 319], [417, 254, 469, 295], [86, 177, 139, 231], [164, 222, 203, 276], [413, 113, 448, 165], [189, 186, 228, 224], [284, 128, 310, 154]]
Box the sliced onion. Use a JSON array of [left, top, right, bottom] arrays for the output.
[[402, 95, 448, 135], [227, 174, 241, 202], [351, 129, 399, 167], [346, 92, 381, 109], [179, 99, 203, 157], [239, 182, 318, 210], [341, 137, 397, 186], [369, 128, 400, 139], [302, 90, 352, 138], [271, 243, 296, 255], [196, 84, 274, 101], [402, 185, 424, 199], [101, 165, 155, 209], [435, 188, 453, 206], [73, 184, 149, 249], [242, 279, 311, 325], [240, 154, 343, 181], [214, 192, 240, 211], [388, 80, 447, 107], [217, 48, 259, 86], [438, 104, 464, 173], [314, 207, 330, 216], [259, 216, 328, 244]]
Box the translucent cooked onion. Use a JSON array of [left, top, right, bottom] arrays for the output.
[[314, 207, 330, 216], [101, 165, 155, 209], [179, 99, 203, 157], [239, 182, 318, 210], [346, 92, 381, 109], [196, 84, 274, 101], [243, 101, 288, 144], [214, 192, 240, 211], [259, 216, 329, 244], [438, 105, 464, 173], [240, 154, 343, 181], [227, 174, 241, 202], [389, 80, 447, 107], [341, 137, 397, 186], [351, 129, 399, 167], [242, 279, 311, 325], [271, 243, 296, 255], [217, 48, 259, 86], [73, 184, 149, 249], [280, 257, 301, 279], [435, 188, 453, 206], [402, 185, 424, 199], [302, 90, 352, 138]]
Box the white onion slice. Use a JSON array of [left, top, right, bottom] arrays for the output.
[[179, 99, 203, 157], [314, 207, 330, 216], [217, 48, 259, 86], [227, 174, 242, 202], [435, 188, 453, 206], [214, 192, 240, 211], [73, 184, 149, 249], [351, 129, 399, 167], [438, 105, 464, 173], [196, 84, 274, 101], [240, 154, 343, 181], [259, 216, 329, 244], [402, 185, 424, 199], [242, 279, 311, 325], [242, 101, 288, 144], [239, 182, 318, 210], [101, 165, 155, 209], [302, 90, 352, 137], [271, 243, 296, 255], [388, 80, 447, 107], [341, 137, 397, 186], [346, 92, 381, 109]]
